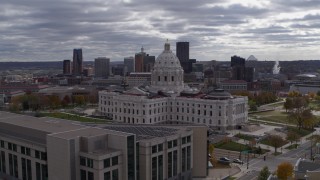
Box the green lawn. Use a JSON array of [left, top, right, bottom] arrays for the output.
[[40, 112, 111, 123], [234, 133, 255, 141], [214, 141, 269, 154], [260, 138, 288, 147], [250, 110, 293, 125], [215, 141, 248, 152], [287, 127, 314, 137]]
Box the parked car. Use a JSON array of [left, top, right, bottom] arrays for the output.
[[233, 158, 244, 164], [218, 157, 231, 165]]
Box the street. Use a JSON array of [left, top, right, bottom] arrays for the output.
[[237, 140, 312, 179]]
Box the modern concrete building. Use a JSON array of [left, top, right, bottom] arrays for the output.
[[63, 60, 72, 74], [0, 111, 208, 180], [99, 42, 248, 131], [289, 84, 320, 95], [219, 80, 247, 92], [127, 72, 151, 88], [73, 49, 83, 75], [95, 57, 110, 78]]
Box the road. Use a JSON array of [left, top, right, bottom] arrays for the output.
[[237, 140, 312, 179]]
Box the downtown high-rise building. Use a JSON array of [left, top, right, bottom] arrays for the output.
[[72, 49, 83, 75], [94, 57, 110, 78], [230, 55, 254, 82], [176, 42, 192, 73], [134, 47, 155, 72], [176, 42, 189, 62], [124, 57, 134, 75], [63, 59, 71, 74]]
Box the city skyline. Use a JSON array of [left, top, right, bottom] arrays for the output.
[[1, 0, 320, 62]]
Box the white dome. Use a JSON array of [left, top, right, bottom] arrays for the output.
[[150, 41, 185, 94], [153, 43, 182, 70]]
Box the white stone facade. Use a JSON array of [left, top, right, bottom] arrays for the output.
[[99, 91, 247, 131], [98, 42, 248, 131]]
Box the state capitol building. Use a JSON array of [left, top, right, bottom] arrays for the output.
[[99, 42, 248, 131]]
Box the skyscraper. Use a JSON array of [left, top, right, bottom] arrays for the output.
[[135, 47, 146, 72], [143, 55, 155, 72], [176, 42, 192, 73], [124, 57, 134, 75], [231, 55, 245, 67], [134, 47, 155, 72], [94, 57, 110, 78], [72, 49, 83, 75], [176, 42, 189, 62], [63, 59, 71, 74]]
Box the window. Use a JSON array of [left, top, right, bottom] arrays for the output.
[[187, 146, 191, 170], [112, 156, 118, 166], [173, 140, 177, 147], [0, 141, 4, 148], [152, 145, 157, 154], [182, 148, 186, 172], [158, 155, 163, 180], [80, 169, 86, 180], [87, 158, 93, 168], [26, 148, 31, 156], [8, 143, 12, 150], [112, 169, 119, 180], [168, 152, 172, 178], [164, 76, 167, 81], [158, 144, 163, 152], [88, 171, 94, 180], [158, 76, 160, 81], [173, 150, 178, 176], [168, 141, 172, 149], [41, 152, 47, 161], [104, 158, 110, 168], [80, 156, 86, 166], [1, 151, 6, 173], [182, 137, 186, 144], [152, 157, 157, 180], [171, 76, 174, 81], [187, 136, 191, 143], [21, 146, 26, 154], [104, 171, 111, 180]]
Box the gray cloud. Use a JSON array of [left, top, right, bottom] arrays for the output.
[[0, 0, 320, 61]]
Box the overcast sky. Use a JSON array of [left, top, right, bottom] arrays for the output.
[[1, 0, 320, 62]]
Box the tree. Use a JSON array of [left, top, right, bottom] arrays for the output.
[[277, 162, 293, 180], [63, 95, 71, 105], [288, 91, 301, 97], [284, 98, 293, 112], [249, 100, 258, 111], [208, 144, 214, 157], [73, 95, 86, 105], [287, 97, 314, 130], [258, 166, 270, 180], [286, 131, 300, 145], [268, 135, 285, 153], [48, 95, 61, 109]]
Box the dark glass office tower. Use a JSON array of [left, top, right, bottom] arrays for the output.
[[176, 42, 189, 62], [72, 49, 83, 75], [63, 60, 71, 74]]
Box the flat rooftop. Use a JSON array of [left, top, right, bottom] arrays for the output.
[[102, 125, 191, 141], [0, 111, 193, 144], [0, 111, 85, 133]]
